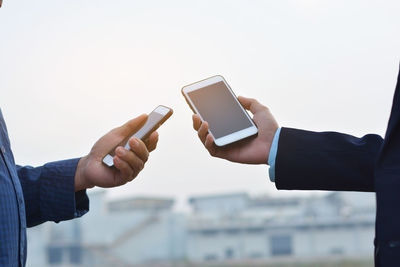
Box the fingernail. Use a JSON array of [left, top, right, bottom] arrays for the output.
[[117, 147, 125, 156], [132, 138, 139, 147]]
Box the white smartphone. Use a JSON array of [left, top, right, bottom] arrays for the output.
[[182, 75, 258, 147], [103, 105, 173, 167]]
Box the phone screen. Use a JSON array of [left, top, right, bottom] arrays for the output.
[[126, 111, 164, 144], [188, 81, 252, 139]]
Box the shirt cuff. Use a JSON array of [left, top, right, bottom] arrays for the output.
[[40, 158, 89, 222], [268, 128, 281, 182]]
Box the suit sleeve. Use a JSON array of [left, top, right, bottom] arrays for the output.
[[275, 127, 383, 192], [16, 158, 89, 227]]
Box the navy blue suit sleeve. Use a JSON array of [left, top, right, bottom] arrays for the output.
[[275, 127, 383, 192], [16, 158, 89, 227]]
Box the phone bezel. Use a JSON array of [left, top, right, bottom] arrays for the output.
[[181, 75, 258, 146], [154, 105, 171, 116]]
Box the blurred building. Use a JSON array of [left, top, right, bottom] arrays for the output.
[[187, 192, 375, 262], [26, 191, 376, 266], [28, 190, 186, 267]]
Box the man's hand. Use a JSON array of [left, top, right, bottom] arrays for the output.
[[192, 96, 279, 165], [74, 114, 159, 192]]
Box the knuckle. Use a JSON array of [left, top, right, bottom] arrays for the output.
[[149, 144, 157, 152], [208, 149, 216, 156], [126, 119, 139, 130], [128, 172, 135, 181], [127, 170, 134, 180], [138, 160, 145, 170], [138, 139, 146, 149], [112, 130, 124, 140], [122, 165, 130, 174]]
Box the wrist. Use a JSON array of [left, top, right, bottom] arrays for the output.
[[74, 156, 93, 192]]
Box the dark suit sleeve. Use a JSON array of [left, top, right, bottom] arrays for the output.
[[17, 158, 89, 227], [275, 127, 383, 192]]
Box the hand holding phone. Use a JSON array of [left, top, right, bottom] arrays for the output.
[[103, 105, 173, 167], [183, 76, 279, 165], [191, 95, 279, 164], [182, 75, 258, 146], [74, 114, 160, 191]]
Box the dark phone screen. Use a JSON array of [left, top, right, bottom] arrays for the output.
[[188, 81, 252, 139]]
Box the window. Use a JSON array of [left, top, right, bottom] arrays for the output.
[[225, 248, 234, 259], [47, 246, 63, 265], [330, 248, 344, 255], [225, 228, 240, 235], [270, 235, 292, 256], [246, 227, 264, 234], [201, 229, 218, 236], [204, 254, 218, 261], [69, 245, 82, 264]]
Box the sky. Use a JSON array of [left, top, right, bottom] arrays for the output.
[[0, 0, 399, 210]]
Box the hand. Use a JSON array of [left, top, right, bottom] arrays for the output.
[[74, 114, 159, 191], [192, 96, 279, 165]]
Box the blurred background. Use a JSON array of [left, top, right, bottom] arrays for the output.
[[1, 0, 399, 266]]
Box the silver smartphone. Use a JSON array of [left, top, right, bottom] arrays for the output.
[[182, 75, 258, 146], [103, 105, 173, 167]]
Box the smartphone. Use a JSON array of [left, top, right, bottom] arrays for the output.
[[103, 105, 173, 167], [182, 75, 258, 146]]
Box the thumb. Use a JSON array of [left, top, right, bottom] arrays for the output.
[[238, 96, 266, 115], [91, 114, 148, 157], [114, 114, 148, 139]]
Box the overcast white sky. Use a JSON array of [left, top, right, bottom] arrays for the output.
[[0, 0, 399, 210]]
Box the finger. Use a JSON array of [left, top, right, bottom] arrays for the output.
[[127, 137, 149, 162], [146, 131, 159, 152], [192, 114, 202, 131], [92, 114, 148, 156], [198, 121, 209, 144], [205, 134, 218, 157], [115, 146, 146, 173], [113, 156, 134, 184], [114, 114, 148, 139], [238, 96, 266, 115]]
